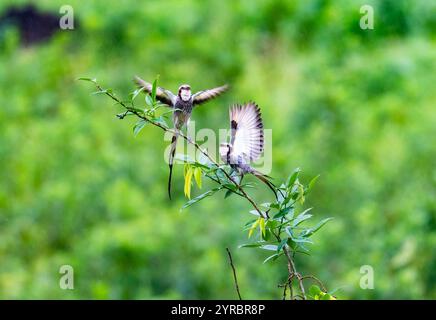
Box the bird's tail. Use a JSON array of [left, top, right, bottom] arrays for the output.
[[168, 130, 179, 200], [133, 75, 148, 90], [252, 170, 278, 199]]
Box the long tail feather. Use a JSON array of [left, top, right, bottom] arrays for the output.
[[253, 171, 278, 199], [168, 132, 178, 200]]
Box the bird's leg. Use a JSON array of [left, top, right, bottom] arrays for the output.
[[239, 173, 244, 185], [186, 118, 195, 142]]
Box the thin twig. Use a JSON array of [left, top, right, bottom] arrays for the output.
[[279, 282, 288, 300], [226, 247, 242, 300], [288, 276, 294, 299], [301, 275, 328, 292]]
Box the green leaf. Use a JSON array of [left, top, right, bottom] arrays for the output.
[[286, 168, 300, 188], [262, 228, 272, 241], [321, 293, 334, 300], [222, 183, 238, 191], [288, 236, 313, 244], [273, 206, 294, 219], [298, 183, 305, 204], [301, 218, 334, 238], [269, 203, 281, 209], [285, 227, 313, 244], [215, 168, 228, 181], [249, 210, 261, 216], [306, 174, 320, 194], [145, 94, 153, 107], [248, 218, 260, 238], [174, 154, 194, 164], [292, 208, 313, 227], [153, 116, 168, 128], [259, 217, 266, 237], [224, 189, 233, 198], [91, 89, 111, 95], [182, 188, 221, 209], [193, 167, 202, 189], [239, 242, 265, 248], [277, 238, 288, 252], [151, 77, 158, 102], [260, 245, 278, 251], [184, 163, 190, 176], [77, 77, 97, 83], [309, 285, 322, 297], [243, 219, 258, 230], [130, 87, 144, 102], [133, 119, 147, 136], [184, 166, 193, 199], [263, 252, 282, 264]]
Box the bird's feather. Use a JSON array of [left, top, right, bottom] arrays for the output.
[[192, 84, 229, 106], [133, 76, 176, 106], [167, 131, 179, 200], [229, 102, 264, 162]]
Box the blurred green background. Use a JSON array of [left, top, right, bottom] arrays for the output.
[[0, 0, 435, 299]]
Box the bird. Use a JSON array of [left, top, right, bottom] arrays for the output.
[[219, 102, 277, 197], [134, 76, 229, 199]]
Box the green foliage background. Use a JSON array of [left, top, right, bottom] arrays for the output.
[[0, 0, 435, 299]]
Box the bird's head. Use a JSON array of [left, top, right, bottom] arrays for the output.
[[178, 84, 191, 102], [219, 142, 231, 163]]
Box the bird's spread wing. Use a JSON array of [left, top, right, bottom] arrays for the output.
[[229, 102, 264, 162], [133, 76, 176, 106], [192, 84, 229, 106]]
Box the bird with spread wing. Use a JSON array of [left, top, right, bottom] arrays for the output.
[[134, 76, 229, 199], [219, 102, 277, 196]]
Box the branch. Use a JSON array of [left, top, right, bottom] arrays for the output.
[[226, 248, 242, 300], [90, 81, 315, 300], [301, 275, 328, 292]]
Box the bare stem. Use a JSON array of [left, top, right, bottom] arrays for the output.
[[301, 275, 328, 292], [226, 248, 242, 300]]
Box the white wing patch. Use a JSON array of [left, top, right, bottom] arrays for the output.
[[230, 103, 264, 163]]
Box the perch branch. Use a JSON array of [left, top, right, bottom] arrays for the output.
[[92, 82, 310, 299]]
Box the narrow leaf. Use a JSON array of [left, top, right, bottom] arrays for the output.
[[239, 242, 265, 248], [182, 187, 221, 209], [273, 206, 294, 219], [133, 119, 147, 136], [77, 77, 97, 83], [224, 189, 233, 198], [260, 245, 278, 251], [309, 285, 322, 297], [151, 78, 158, 102], [184, 167, 193, 199], [301, 218, 334, 238], [248, 218, 260, 238], [259, 217, 266, 237], [193, 167, 202, 189], [292, 208, 313, 227], [145, 94, 153, 107], [130, 87, 144, 102], [277, 238, 288, 252], [286, 168, 300, 187], [263, 252, 283, 264], [306, 174, 320, 194]]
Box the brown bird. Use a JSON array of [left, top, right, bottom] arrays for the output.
[[134, 76, 229, 199], [219, 102, 276, 196]]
